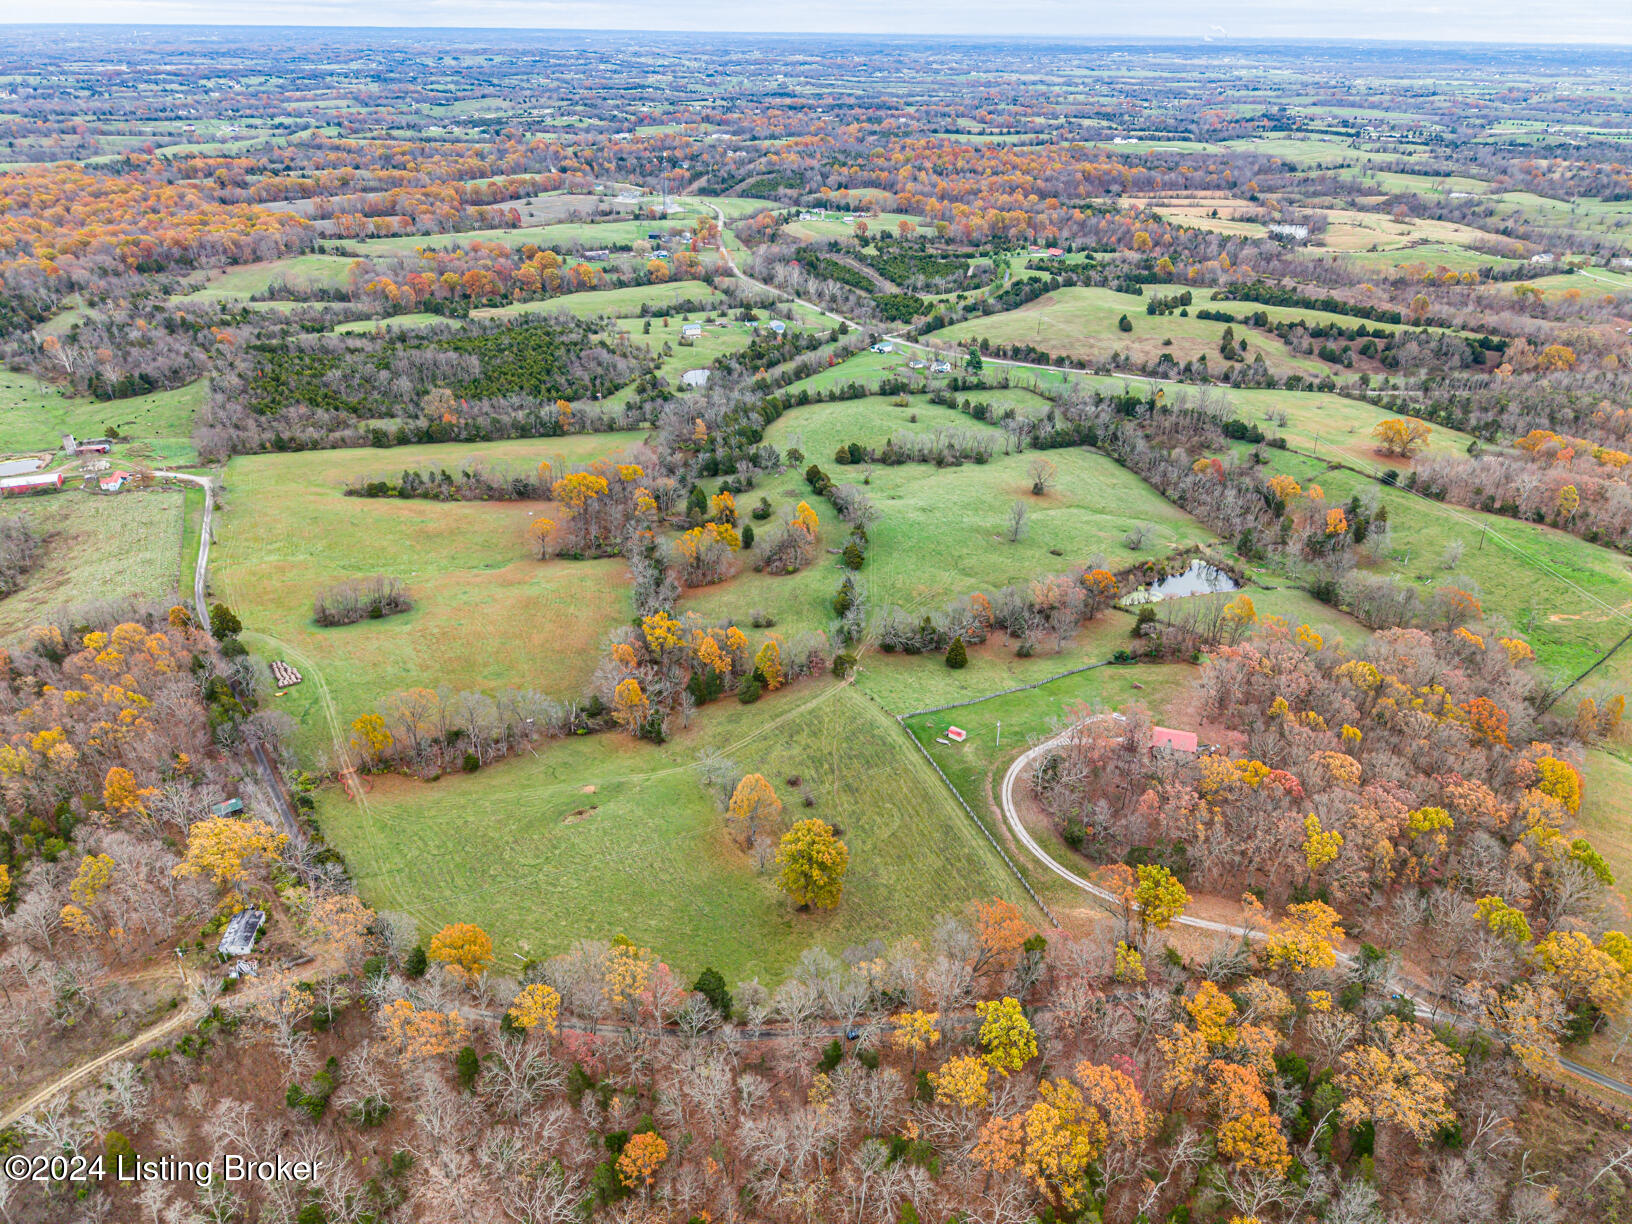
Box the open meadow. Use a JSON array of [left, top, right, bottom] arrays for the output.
[[315, 680, 1035, 981], [212, 434, 645, 759], [0, 375, 203, 466], [0, 488, 185, 639]]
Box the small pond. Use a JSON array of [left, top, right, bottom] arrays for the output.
[[0, 456, 45, 478], [1120, 560, 1241, 606]]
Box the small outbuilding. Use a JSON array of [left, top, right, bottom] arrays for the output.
[[1151, 726, 1199, 754], [946, 726, 967, 743], [680, 369, 710, 390], [218, 908, 265, 958], [210, 797, 245, 818]]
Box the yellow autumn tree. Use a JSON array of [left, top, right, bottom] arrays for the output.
[[775, 819, 849, 910], [508, 983, 562, 1036], [427, 922, 494, 985], [976, 996, 1038, 1076], [379, 999, 469, 1063], [932, 1053, 992, 1108], [1336, 1017, 1463, 1143], [617, 1131, 668, 1190], [1133, 863, 1189, 933], [891, 1010, 941, 1068], [172, 817, 287, 905], [754, 638, 784, 690], [1371, 417, 1432, 457], [611, 677, 650, 735], [102, 766, 156, 816], [726, 773, 782, 847], [1262, 901, 1345, 973], [349, 713, 393, 766], [1020, 1078, 1107, 1212]]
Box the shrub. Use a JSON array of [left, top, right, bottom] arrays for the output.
[[314, 576, 412, 627], [945, 637, 968, 669], [737, 675, 763, 704], [455, 1045, 480, 1090]]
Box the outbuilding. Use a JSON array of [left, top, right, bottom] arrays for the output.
[[1151, 726, 1199, 753], [946, 726, 967, 743], [0, 471, 64, 497], [680, 369, 710, 390], [218, 908, 265, 958]]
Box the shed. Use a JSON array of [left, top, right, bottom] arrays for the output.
[[210, 797, 245, 818], [97, 470, 131, 493], [946, 726, 967, 743], [680, 369, 710, 389], [870, 341, 894, 353], [218, 908, 265, 958], [0, 471, 63, 497], [1151, 726, 1198, 754]]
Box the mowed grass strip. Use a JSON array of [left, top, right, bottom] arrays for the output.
[[315, 681, 1033, 982], [0, 488, 185, 639], [212, 434, 645, 758]]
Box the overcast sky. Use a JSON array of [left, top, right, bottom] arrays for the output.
[[25, 1, 1632, 44]]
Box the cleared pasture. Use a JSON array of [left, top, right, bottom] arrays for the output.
[[314, 680, 1033, 981]]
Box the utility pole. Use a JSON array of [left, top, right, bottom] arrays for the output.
[[996, 721, 1002, 752]]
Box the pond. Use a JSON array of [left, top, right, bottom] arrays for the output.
[[1120, 559, 1241, 606]]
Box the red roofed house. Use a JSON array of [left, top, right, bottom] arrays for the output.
[[1151, 726, 1198, 754]]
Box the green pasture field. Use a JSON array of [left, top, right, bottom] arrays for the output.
[[331, 313, 445, 335], [1224, 386, 1475, 469], [1343, 243, 1525, 274], [1245, 448, 1632, 683], [171, 255, 358, 303], [930, 287, 1335, 380], [681, 393, 1215, 639], [212, 434, 645, 760], [1580, 747, 1632, 912], [0, 375, 203, 466], [0, 488, 185, 640], [472, 280, 727, 322], [347, 212, 715, 257], [313, 680, 1034, 981], [782, 212, 926, 244]]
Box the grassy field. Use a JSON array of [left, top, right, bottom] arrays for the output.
[[681, 395, 1216, 640], [1580, 746, 1632, 912], [314, 680, 1034, 981], [931, 287, 1336, 380], [171, 254, 358, 303], [212, 434, 645, 760], [0, 376, 203, 466], [1247, 447, 1632, 681], [473, 280, 727, 322], [1225, 385, 1475, 469], [0, 488, 185, 639]]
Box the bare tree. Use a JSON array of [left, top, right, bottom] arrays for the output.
[[1005, 499, 1028, 543]]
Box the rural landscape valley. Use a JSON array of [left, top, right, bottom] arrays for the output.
[[3, 19, 1632, 1223]]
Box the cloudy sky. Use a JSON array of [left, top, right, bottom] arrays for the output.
[[26, 0, 1632, 43]]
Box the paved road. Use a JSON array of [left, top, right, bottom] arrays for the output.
[[156, 471, 304, 847]]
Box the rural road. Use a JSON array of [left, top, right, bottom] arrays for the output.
[[994, 718, 1632, 1098], [156, 470, 304, 847]]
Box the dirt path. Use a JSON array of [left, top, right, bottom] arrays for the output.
[[0, 1003, 205, 1130]]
